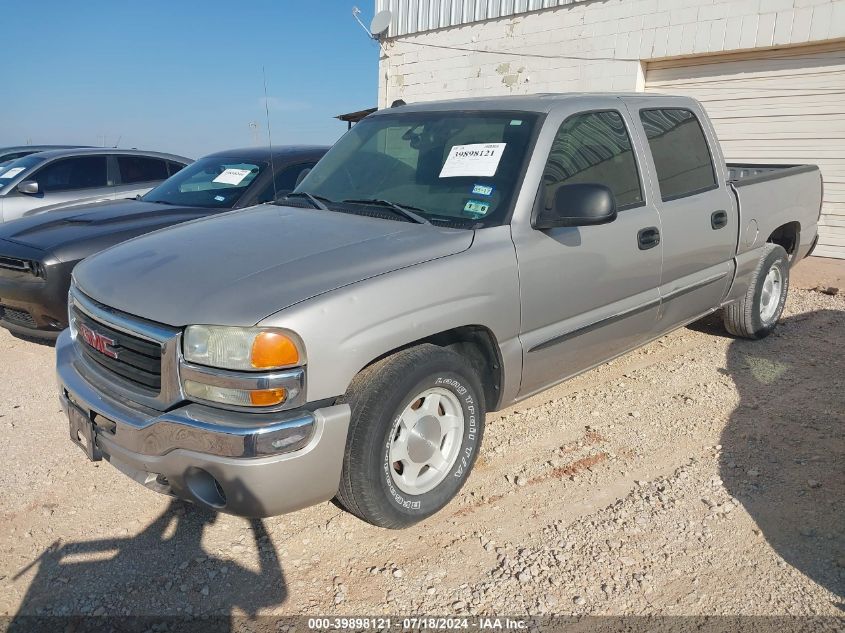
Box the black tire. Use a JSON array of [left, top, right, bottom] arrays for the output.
[[335, 344, 486, 529], [723, 243, 790, 339]]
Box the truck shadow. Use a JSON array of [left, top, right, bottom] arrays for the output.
[[719, 309, 844, 606], [10, 482, 288, 630]]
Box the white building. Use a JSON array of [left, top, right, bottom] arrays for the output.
[[375, 0, 845, 258]]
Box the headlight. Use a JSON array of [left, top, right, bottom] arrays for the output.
[[183, 325, 303, 371], [181, 325, 306, 410]]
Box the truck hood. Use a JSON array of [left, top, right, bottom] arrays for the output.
[[0, 199, 219, 255], [73, 205, 474, 327]]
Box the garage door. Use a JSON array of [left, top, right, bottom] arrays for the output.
[[645, 43, 845, 259]]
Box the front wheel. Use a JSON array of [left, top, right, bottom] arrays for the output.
[[335, 344, 485, 528], [723, 243, 790, 339]]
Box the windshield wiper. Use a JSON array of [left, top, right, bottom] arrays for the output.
[[342, 199, 431, 225], [281, 191, 332, 211]]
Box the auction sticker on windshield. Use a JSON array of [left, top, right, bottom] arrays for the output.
[[0, 167, 26, 179], [213, 168, 251, 185], [440, 143, 506, 178]]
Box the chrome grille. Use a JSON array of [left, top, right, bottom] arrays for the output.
[[72, 305, 162, 392], [69, 286, 182, 411]]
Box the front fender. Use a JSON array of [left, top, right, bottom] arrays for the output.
[[258, 226, 522, 406]]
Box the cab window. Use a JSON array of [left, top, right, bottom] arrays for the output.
[[542, 111, 643, 211], [117, 156, 169, 184], [639, 108, 717, 201], [35, 156, 108, 192]]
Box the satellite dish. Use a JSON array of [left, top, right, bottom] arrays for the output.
[[370, 9, 392, 38]]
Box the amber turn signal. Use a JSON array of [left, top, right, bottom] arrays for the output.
[[249, 388, 287, 407], [251, 331, 300, 369]]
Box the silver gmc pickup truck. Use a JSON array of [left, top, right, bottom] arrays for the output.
[[57, 94, 822, 528]]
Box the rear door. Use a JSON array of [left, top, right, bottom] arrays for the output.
[[514, 104, 663, 398], [624, 97, 737, 331], [114, 155, 172, 199]]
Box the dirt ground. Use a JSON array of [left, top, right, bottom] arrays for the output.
[[0, 262, 842, 623]]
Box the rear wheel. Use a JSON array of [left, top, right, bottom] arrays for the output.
[[335, 344, 485, 528], [723, 243, 789, 339]]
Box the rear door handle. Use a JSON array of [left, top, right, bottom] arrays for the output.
[[711, 210, 728, 229], [637, 226, 660, 250]]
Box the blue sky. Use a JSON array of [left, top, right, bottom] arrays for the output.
[[3, 1, 381, 158]]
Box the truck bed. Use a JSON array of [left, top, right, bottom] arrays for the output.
[[727, 163, 819, 186], [726, 163, 822, 259]]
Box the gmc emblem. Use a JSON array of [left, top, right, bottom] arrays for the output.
[[78, 322, 119, 359]]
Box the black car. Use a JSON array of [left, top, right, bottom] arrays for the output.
[[0, 145, 328, 340]]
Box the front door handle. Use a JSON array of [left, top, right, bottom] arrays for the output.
[[637, 226, 660, 250], [711, 210, 728, 230]]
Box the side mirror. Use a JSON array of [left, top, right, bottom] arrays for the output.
[[17, 180, 39, 195], [534, 183, 617, 229]]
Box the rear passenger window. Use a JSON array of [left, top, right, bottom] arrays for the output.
[[639, 108, 717, 201], [35, 156, 108, 192], [117, 156, 169, 184], [542, 110, 643, 211]]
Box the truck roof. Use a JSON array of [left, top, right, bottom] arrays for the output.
[[372, 92, 688, 115]]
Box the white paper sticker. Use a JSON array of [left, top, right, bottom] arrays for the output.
[[1, 167, 26, 179], [439, 143, 506, 178], [212, 168, 251, 185]]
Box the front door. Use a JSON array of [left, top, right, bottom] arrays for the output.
[[4, 155, 114, 221], [514, 107, 663, 398]]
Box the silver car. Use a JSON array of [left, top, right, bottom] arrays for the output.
[[0, 148, 192, 222], [0, 144, 90, 166]]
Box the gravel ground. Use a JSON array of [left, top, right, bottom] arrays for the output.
[[0, 287, 842, 622]]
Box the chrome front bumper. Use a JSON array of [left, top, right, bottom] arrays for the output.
[[56, 329, 351, 517]]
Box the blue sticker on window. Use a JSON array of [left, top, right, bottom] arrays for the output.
[[214, 195, 225, 202], [472, 184, 494, 196]]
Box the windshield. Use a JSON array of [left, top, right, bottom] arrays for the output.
[[143, 156, 264, 208], [0, 155, 46, 185], [294, 111, 540, 227]]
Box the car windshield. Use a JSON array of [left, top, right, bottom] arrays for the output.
[[0, 155, 45, 185], [293, 110, 540, 227], [142, 156, 264, 208]]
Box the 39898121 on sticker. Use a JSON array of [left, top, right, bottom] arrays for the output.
[[440, 143, 507, 178]]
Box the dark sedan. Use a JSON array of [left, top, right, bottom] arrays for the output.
[[0, 145, 328, 340]]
